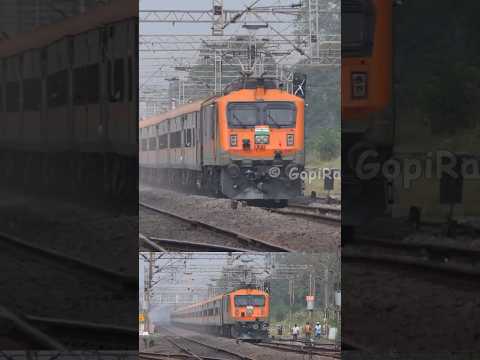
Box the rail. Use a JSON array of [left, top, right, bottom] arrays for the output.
[[139, 234, 248, 252], [140, 202, 292, 252], [343, 237, 480, 277]]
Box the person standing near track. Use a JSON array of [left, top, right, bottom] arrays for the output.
[[304, 322, 312, 340], [292, 324, 300, 341], [315, 322, 322, 338]]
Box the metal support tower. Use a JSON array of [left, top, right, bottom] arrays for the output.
[[212, 0, 224, 36], [307, 0, 320, 60], [214, 49, 223, 94]]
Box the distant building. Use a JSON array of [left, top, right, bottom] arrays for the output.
[[0, 0, 114, 39]]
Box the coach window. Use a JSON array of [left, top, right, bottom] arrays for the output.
[[73, 67, 86, 105], [23, 78, 41, 111], [87, 64, 100, 104], [47, 70, 68, 107], [170, 131, 182, 148], [141, 139, 148, 151], [158, 134, 167, 149], [149, 137, 157, 150], [6, 81, 20, 112]]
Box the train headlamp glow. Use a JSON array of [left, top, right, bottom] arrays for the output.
[[255, 135, 269, 144], [230, 134, 238, 146], [287, 134, 294, 146], [351, 72, 368, 99]]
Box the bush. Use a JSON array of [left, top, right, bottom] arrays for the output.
[[307, 127, 341, 161]]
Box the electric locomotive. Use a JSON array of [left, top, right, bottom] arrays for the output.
[[139, 77, 305, 207], [171, 287, 270, 341]]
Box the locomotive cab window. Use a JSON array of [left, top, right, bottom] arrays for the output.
[[227, 103, 258, 128], [342, 0, 375, 56], [234, 295, 265, 307], [264, 102, 296, 128], [228, 102, 296, 128]]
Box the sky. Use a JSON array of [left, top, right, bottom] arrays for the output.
[[138, 0, 340, 117]]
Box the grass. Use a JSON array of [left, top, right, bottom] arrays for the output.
[[303, 156, 341, 196]]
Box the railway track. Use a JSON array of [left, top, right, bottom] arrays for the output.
[[254, 340, 341, 358], [0, 231, 137, 349], [1, 305, 137, 349], [143, 327, 257, 360], [139, 202, 292, 252], [0, 231, 136, 287], [268, 203, 341, 224], [139, 233, 248, 252], [343, 236, 480, 277]]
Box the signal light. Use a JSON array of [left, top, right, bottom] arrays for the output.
[[351, 72, 368, 99], [230, 134, 238, 146], [287, 134, 294, 146]]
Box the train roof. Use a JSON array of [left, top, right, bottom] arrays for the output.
[[139, 99, 205, 129], [0, 0, 137, 58], [172, 288, 267, 314]]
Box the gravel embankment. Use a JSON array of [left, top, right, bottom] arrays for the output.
[[140, 186, 340, 252]]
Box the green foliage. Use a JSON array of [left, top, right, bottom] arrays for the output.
[[306, 127, 340, 162], [419, 64, 480, 134], [395, 0, 480, 136]]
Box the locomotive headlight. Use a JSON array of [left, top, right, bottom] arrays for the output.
[[230, 134, 238, 147], [287, 134, 294, 146], [253, 324, 259, 330], [255, 135, 269, 144], [351, 72, 368, 99]]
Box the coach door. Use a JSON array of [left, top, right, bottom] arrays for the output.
[[126, 19, 138, 156], [196, 111, 202, 167], [22, 49, 42, 150], [202, 103, 217, 165], [4, 55, 22, 147], [106, 21, 129, 154], [0, 60, 4, 142], [73, 30, 101, 151], [46, 39, 70, 150]]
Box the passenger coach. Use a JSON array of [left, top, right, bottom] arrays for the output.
[[0, 0, 138, 199]]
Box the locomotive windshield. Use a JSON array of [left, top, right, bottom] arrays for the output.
[[227, 103, 258, 127], [227, 102, 296, 128], [234, 295, 266, 307]]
